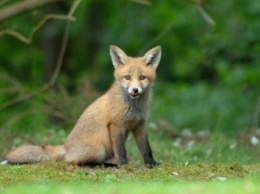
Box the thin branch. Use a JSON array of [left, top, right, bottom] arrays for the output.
[[193, 0, 215, 26], [0, 0, 62, 23], [0, 0, 82, 111], [0, 29, 29, 43], [0, 14, 75, 44], [0, 92, 37, 110], [68, 0, 81, 16], [29, 14, 75, 42], [196, 4, 216, 26], [130, 0, 151, 6], [47, 20, 72, 87], [140, 22, 174, 54], [0, 0, 10, 7], [47, 0, 81, 87]]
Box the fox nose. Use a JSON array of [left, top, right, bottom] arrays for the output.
[[132, 88, 139, 94]]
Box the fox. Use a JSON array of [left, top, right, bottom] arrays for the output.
[[3, 45, 161, 168]]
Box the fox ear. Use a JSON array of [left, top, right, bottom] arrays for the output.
[[110, 45, 128, 68], [143, 46, 161, 69]]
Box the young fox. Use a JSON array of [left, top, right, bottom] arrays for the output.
[[4, 45, 161, 167]]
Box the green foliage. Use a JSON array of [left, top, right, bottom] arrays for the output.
[[1, 0, 260, 84], [1, 0, 259, 133], [152, 82, 258, 132]]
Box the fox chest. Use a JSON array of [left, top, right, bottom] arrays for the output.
[[124, 106, 147, 129]]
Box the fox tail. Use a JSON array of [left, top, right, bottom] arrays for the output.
[[3, 145, 65, 164]]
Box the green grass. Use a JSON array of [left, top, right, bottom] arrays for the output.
[[0, 161, 260, 193], [1, 179, 260, 194]]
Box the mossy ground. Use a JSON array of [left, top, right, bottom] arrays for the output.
[[0, 161, 260, 194]]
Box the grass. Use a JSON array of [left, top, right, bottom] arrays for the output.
[[1, 131, 260, 193], [0, 161, 255, 185], [2, 179, 260, 194], [0, 161, 260, 193], [0, 161, 260, 191]]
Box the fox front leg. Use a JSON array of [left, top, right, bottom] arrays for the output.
[[132, 126, 159, 168], [106, 125, 128, 167]]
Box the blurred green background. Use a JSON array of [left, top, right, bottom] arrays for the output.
[[0, 0, 259, 159]]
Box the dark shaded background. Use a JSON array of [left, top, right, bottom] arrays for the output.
[[0, 0, 259, 134]]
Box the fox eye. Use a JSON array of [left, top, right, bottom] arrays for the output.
[[124, 75, 131, 80], [140, 75, 146, 80]]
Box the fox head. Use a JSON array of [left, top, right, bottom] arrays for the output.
[[110, 45, 161, 99]]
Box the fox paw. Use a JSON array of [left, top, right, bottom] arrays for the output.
[[145, 162, 160, 169]]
